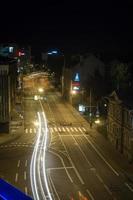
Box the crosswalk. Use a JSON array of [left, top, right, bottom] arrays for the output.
[[24, 126, 87, 134]]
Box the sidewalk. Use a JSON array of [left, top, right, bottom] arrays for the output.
[[0, 109, 24, 145]]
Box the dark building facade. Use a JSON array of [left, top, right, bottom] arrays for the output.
[[0, 57, 17, 133], [107, 91, 133, 162]]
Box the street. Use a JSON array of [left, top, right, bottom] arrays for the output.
[[0, 91, 133, 200]]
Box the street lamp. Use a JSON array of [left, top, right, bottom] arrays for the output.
[[38, 88, 44, 93]]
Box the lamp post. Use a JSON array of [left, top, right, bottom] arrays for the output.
[[61, 55, 66, 97]]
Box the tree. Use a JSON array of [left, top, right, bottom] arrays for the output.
[[110, 62, 130, 90], [85, 69, 106, 103]]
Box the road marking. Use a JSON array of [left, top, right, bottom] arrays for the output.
[[25, 160, 27, 167], [74, 127, 78, 132], [66, 127, 70, 132], [86, 189, 95, 200], [48, 166, 73, 170], [54, 127, 58, 132], [96, 173, 103, 183], [62, 127, 65, 132], [49, 150, 73, 183], [34, 128, 36, 133], [58, 127, 61, 132], [70, 127, 74, 132], [25, 186, 28, 195], [24, 171, 27, 180], [82, 127, 86, 131], [125, 182, 133, 192], [25, 128, 28, 133], [30, 128, 32, 133], [104, 184, 112, 195], [17, 160, 20, 168], [15, 173, 18, 182], [84, 135, 119, 176], [78, 127, 83, 133]]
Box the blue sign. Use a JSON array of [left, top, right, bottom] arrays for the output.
[[74, 73, 80, 82], [0, 179, 32, 200], [47, 49, 61, 55]]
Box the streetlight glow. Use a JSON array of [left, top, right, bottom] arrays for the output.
[[38, 88, 44, 93], [71, 90, 77, 94]]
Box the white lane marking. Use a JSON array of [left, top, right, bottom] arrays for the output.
[[96, 173, 103, 183], [82, 127, 86, 131], [49, 150, 73, 183], [84, 135, 119, 176], [17, 160, 20, 168], [59, 133, 84, 184], [74, 127, 78, 132], [71, 134, 92, 167], [86, 189, 95, 200], [15, 173, 18, 182], [49, 172, 61, 200], [25, 160, 27, 167], [62, 127, 65, 132], [70, 127, 74, 132], [25, 186, 28, 195], [48, 166, 73, 170], [125, 182, 133, 192], [24, 171, 27, 180], [30, 128, 32, 133], [25, 129, 28, 133], [54, 127, 58, 132], [104, 184, 112, 195], [58, 127, 61, 132], [78, 127, 83, 133], [66, 127, 70, 132]]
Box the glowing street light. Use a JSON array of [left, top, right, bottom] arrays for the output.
[[95, 119, 100, 124], [71, 90, 77, 95], [38, 88, 44, 93]]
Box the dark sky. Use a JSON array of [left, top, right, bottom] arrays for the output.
[[0, 0, 133, 59]]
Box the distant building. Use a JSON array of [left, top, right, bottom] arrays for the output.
[[0, 56, 17, 133], [107, 91, 133, 162], [0, 43, 18, 58], [72, 53, 105, 85]]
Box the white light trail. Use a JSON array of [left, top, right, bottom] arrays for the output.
[[30, 110, 53, 200]]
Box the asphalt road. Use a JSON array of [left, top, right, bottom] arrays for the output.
[[0, 91, 133, 200]]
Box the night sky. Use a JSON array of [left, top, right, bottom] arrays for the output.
[[0, 0, 133, 60]]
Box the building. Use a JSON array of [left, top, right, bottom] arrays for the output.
[[0, 56, 17, 133], [107, 91, 133, 162]]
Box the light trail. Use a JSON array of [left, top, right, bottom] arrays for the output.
[[30, 110, 53, 200]]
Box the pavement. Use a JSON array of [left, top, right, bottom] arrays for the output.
[[0, 108, 24, 145]]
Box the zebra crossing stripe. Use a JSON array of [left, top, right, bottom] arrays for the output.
[[54, 127, 58, 132], [24, 126, 86, 134], [66, 127, 70, 132], [82, 127, 86, 131], [74, 127, 78, 132], [58, 127, 61, 132], [78, 127, 83, 132], [25, 129, 28, 133], [62, 127, 65, 132], [70, 127, 74, 132]]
